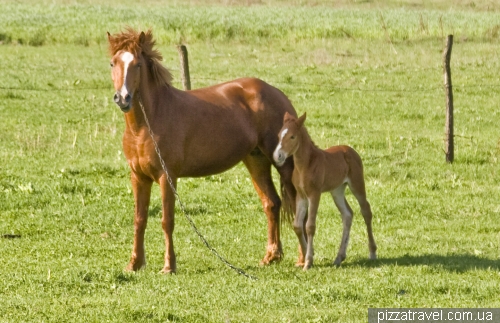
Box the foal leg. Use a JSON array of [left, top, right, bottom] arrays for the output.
[[159, 174, 177, 274], [303, 193, 321, 270], [348, 178, 377, 260], [293, 196, 309, 267], [126, 173, 153, 271], [331, 184, 353, 266], [243, 154, 283, 265]]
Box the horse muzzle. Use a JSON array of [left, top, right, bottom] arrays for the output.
[[113, 92, 132, 112]]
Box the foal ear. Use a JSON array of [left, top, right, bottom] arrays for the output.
[[297, 112, 307, 128], [106, 32, 112, 42]]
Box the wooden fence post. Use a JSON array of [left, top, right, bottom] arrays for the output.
[[177, 45, 191, 91], [443, 35, 454, 163]]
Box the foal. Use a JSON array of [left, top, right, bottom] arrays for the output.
[[273, 112, 377, 270]]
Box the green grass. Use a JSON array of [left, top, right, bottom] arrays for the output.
[[1, 2, 500, 322]]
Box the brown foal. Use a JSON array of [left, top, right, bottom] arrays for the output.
[[107, 28, 297, 273], [273, 112, 377, 270]]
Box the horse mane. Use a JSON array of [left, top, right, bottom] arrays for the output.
[[108, 28, 172, 87]]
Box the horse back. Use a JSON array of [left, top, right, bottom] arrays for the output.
[[189, 77, 297, 152], [236, 78, 298, 152]]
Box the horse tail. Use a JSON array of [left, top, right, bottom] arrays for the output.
[[279, 161, 296, 226]]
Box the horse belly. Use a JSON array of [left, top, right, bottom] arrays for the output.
[[321, 151, 349, 192], [179, 127, 257, 177]]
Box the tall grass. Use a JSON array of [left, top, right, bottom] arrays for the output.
[[1, 3, 500, 46]]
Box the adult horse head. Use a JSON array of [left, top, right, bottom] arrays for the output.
[[107, 28, 297, 273], [108, 30, 172, 112]]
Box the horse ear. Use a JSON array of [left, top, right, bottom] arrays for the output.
[[297, 112, 306, 128], [107, 32, 112, 42], [139, 31, 146, 44]]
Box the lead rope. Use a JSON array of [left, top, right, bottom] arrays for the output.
[[137, 96, 258, 280]]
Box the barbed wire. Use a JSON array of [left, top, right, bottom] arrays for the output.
[[1, 80, 499, 94]]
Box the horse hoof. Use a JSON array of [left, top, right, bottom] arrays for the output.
[[295, 262, 305, 268], [303, 262, 312, 271], [259, 257, 279, 266], [260, 251, 283, 265], [159, 267, 176, 274], [369, 252, 377, 260], [125, 260, 145, 272]]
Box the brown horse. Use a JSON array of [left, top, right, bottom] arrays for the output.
[[273, 112, 377, 270], [107, 28, 297, 273]]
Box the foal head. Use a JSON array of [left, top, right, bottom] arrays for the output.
[[107, 28, 172, 112], [273, 112, 307, 166]]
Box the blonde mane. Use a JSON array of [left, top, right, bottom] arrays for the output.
[[108, 28, 172, 87]]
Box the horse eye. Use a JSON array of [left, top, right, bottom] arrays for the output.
[[291, 135, 296, 139], [110, 62, 114, 67]]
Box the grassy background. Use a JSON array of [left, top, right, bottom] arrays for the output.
[[1, 1, 500, 322], [1, 1, 500, 46]]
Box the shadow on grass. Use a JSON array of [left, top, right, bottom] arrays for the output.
[[347, 253, 500, 273]]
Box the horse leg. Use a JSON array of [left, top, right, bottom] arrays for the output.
[[293, 197, 308, 267], [126, 173, 153, 271], [159, 174, 177, 274], [243, 154, 283, 265], [348, 178, 377, 260], [303, 193, 320, 270], [331, 184, 353, 266]]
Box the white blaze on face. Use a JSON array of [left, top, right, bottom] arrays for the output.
[[273, 128, 289, 163], [276, 128, 288, 152], [120, 51, 134, 98]]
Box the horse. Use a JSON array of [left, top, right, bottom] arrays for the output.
[[273, 112, 377, 270], [106, 28, 297, 273]]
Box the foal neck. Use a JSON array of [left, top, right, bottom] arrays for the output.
[[293, 127, 317, 169]]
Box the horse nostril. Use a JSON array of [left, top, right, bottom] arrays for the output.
[[113, 93, 120, 103], [125, 94, 132, 103]]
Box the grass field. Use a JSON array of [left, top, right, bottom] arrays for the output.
[[1, 1, 500, 322]]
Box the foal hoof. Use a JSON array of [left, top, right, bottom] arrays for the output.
[[303, 261, 312, 271], [333, 255, 346, 267]]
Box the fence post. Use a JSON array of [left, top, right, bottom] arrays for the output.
[[177, 45, 191, 91], [443, 35, 454, 163]]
